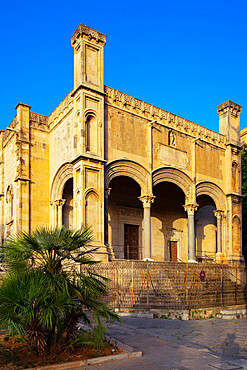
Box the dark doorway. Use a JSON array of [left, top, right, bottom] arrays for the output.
[[170, 241, 177, 262], [124, 224, 139, 260]]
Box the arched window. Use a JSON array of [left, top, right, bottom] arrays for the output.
[[232, 162, 238, 191], [62, 178, 74, 229], [6, 185, 13, 222], [85, 114, 97, 153]]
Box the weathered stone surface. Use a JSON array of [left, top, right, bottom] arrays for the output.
[[0, 24, 243, 263]]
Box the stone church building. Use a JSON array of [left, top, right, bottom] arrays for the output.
[[0, 24, 243, 263]]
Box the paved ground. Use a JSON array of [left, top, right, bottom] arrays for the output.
[[82, 317, 247, 369]]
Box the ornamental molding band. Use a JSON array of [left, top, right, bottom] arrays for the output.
[[105, 86, 226, 148], [0, 23, 244, 263]]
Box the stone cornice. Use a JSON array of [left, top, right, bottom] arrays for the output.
[[217, 100, 242, 117], [14, 176, 31, 182], [71, 84, 106, 98], [104, 86, 226, 148], [71, 154, 107, 165], [15, 102, 31, 110], [71, 24, 106, 46]]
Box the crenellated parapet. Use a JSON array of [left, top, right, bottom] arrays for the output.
[[104, 86, 227, 148], [48, 90, 74, 130], [30, 112, 48, 131]]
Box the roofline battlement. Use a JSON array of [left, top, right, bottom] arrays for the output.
[[104, 86, 227, 148]]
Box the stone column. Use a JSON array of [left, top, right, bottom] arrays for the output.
[[184, 204, 198, 262], [214, 210, 224, 255], [139, 195, 155, 259], [55, 199, 65, 227], [104, 188, 115, 260]]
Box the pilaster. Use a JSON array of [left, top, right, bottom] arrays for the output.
[[14, 103, 31, 234]]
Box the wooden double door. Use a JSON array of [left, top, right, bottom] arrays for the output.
[[124, 224, 139, 260], [170, 241, 178, 262]]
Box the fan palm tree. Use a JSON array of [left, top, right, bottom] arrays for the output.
[[0, 226, 118, 354]]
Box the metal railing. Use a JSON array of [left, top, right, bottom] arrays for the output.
[[82, 260, 247, 310]]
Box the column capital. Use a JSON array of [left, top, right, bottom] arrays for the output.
[[213, 210, 225, 219], [104, 188, 111, 198], [138, 195, 155, 208], [183, 203, 198, 215], [55, 199, 66, 207]]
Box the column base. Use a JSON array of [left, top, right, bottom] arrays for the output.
[[227, 255, 245, 264], [216, 252, 223, 263]]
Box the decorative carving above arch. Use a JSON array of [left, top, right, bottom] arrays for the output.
[[83, 187, 100, 201], [196, 181, 226, 210], [105, 159, 150, 195], [50, 163, 73, 201], [152, 167, 193, 201]]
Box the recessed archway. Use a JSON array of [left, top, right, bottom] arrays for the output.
[[152, 181, 187, 261], [108, 176, 142, 260], [195, 194, 217, 261]]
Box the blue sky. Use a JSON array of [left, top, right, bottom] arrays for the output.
[[0, 0, 247, 132]]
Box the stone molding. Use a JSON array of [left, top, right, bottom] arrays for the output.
[[50, 163, 73, 201], [105, 159, 150, 194], [105, 86, 226, 148], [152, 167, 193, 202], [196, 181, 227, 210]]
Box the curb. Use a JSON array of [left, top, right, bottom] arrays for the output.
[[27, 351, 142, 370], [118, 312, 154, 318], [26, 327, 142, 370]]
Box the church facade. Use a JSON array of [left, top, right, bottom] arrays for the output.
[[0, 24, 243, 263]]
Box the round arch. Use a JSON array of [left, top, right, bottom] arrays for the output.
[[196, 181, 226, 210], [152, 167, 193, 201], [105, 159, 150, 195], [50, 163, 73, 201], [84, 108, 98, 119]]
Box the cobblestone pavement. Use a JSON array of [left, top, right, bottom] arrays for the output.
[[82, 317, 247, 369]]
